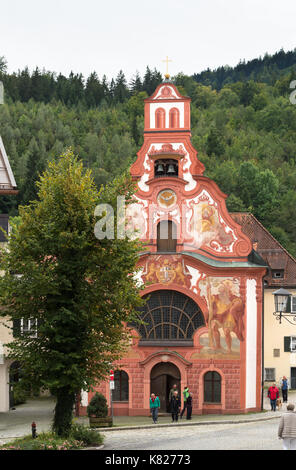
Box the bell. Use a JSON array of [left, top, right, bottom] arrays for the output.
[[156, 163, 164, 173], [167, 164, 176, 174]]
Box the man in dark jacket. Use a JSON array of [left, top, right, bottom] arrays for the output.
[[281, 377, 288, 403], [186, 393, 193, 420], [170, 391, 181, 422]]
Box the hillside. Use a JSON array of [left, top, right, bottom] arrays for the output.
[[0, 51, 296, 256]]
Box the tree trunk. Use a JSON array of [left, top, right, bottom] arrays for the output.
[[52, 388, 76, 437]]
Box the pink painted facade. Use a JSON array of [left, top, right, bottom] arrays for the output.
[[79, 81, 266, 417]]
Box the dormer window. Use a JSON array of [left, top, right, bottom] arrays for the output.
[[155, 159, 178, 178], [272, 270, 284, 279]]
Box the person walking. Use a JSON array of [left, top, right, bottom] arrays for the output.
[[268, 383, 279, 411], [170, 390, 181, 423], [281, 377, 289, 403], [278, 403, 296, 450], [150, 393, 160, 424], [186, 393, 193, 420], [180, 386, 190, 419]]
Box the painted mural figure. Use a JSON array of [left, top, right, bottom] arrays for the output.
[[189, 201, 234, 251], [206, 279, 244, 353]]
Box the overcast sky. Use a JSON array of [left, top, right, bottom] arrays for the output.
[[1, 0, 295, 82]]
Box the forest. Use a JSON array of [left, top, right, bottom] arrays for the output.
[[0, 49, 296, 255]]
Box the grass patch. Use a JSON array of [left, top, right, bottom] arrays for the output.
[[0, 425, 103, 450]]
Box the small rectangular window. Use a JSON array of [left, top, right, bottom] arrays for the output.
[[272, 270, 284, 279], [265, 368, 276, 381], [273, 349, 280, 357], [291, 296, 296, 313], [20, 318, 37, 338]]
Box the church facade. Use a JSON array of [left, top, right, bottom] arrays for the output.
[[83, 81, 267, 416]]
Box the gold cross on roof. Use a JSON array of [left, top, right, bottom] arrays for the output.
[[162, 56, 172, 79]]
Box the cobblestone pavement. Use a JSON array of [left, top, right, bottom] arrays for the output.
[[0, 392, 295, 448], [102, 419, 283, 450]]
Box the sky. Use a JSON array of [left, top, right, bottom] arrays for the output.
[[1, 0, 296, 82]]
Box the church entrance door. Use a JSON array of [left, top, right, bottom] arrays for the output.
[[150, 362, 181, 412]]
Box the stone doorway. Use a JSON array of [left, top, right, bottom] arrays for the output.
[[150, 362, 181, 412]]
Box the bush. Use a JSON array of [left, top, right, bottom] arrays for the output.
[[70, 424, 103, 447], [12, 382, 28, 405], [0, 433, 82, 450], [87, 392, 108, 418]]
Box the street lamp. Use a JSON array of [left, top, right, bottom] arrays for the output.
[[273, 288, 296, 324]]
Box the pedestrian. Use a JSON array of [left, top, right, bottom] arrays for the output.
[[169, 383, 179, 403], [186, 393, 193, 420], [278, 403, 296, 450], [169, 390, 181, 423], [281, 376, 289, 403], [180, 386, 190, 419], [150, 393, 160, 424], [268, 382, 279, 411]]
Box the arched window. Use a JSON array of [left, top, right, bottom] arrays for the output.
[[129, 290, 205, 346], [154, 159, 178, 178], [113, 370, 129, 402], [204, 371, 221, 403], [157, 220, 177, 252], [155, 108, 165, 128], [169, 108, 180, 128]]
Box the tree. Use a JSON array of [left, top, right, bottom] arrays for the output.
[[0, 56, 7, 75], [22, 138, 45, 205], [0, 150, 143, 436], [206, 127, 225, 157]]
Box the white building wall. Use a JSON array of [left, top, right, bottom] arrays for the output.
[[245, 278, 258, 409], [150, 102, 185, 129], [0, 361, 10, 412]]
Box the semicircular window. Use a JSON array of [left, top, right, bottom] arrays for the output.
[[129, 290, 205, 346]]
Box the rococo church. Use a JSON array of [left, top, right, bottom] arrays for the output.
[[79, 77, 267, 416]]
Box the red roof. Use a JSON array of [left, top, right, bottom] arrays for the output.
[[231, 212, 296, 288]]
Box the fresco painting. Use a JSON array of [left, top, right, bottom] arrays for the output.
[[187, 193, 236, 252], [142, 255, 192, 288], [194, 276, 244, 359]]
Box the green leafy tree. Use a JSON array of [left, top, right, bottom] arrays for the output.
[[0, 150, 143, 436]]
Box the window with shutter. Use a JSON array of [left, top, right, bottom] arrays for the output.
[[292, 296, 296, 313], [284, 336, 291, 352]]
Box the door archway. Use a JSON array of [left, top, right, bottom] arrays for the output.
[[150, 362, 180, 412]]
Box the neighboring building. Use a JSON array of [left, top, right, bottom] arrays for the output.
[[232, 213, 296, 390], [0, 136, 17, 195], [81, 80, 267, 417], [0, 135, 18, 412]]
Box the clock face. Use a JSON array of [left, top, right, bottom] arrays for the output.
[[157, 189, 177, 209]]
